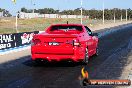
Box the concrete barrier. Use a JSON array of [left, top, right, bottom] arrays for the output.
[[0, 31, 40, 55]]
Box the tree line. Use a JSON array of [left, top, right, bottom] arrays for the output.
[[1, 7, 132, 20], [21, 7, 132, 20], [0, 8, 12, 17]]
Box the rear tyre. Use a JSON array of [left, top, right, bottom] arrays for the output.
[[95, 47, 99, 56], [83, 48, 89, 65]]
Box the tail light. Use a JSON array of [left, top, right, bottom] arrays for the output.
[[31, 39, 41, 46], [73, 39, 80, 46]]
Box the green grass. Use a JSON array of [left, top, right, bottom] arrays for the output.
[[0, 18, 130, 34], [0, 28, 16, 34]]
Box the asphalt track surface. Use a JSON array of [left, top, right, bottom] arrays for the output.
[[0, 24, 132, 88]]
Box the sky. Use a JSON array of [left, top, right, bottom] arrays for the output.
[[0, 0, 132, 15]]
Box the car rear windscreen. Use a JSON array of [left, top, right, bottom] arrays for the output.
[[50, 25, 83, 31]]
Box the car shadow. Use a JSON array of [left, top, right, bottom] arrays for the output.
[[0, 54, 95, 69], [22, 58, 84, 68]]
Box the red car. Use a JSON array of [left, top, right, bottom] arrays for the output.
[[31, 24, 99, 64]]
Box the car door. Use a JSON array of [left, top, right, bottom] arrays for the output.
[[84, 26, 96, 56]]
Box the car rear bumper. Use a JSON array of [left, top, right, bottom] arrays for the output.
[[31, 53, 84, 62], [31, 45, 86, 62]]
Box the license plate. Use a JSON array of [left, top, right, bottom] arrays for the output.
[[49, 42, 59, 46]]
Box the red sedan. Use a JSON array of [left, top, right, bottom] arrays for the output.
[[31, 24, 99, 64]]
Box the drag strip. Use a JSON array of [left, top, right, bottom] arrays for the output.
[[0, 24, 132, 88]]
